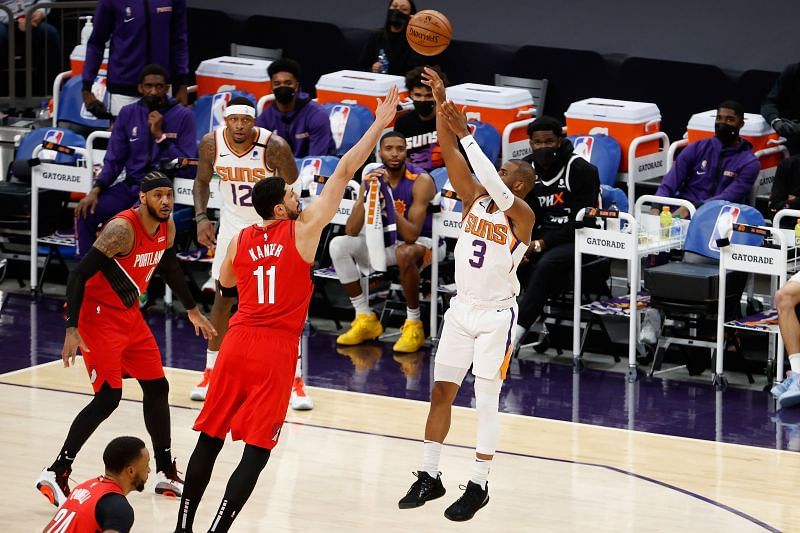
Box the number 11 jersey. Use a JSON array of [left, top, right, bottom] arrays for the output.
[[229, 220, 313, 337], [214, 126, 276, 227]]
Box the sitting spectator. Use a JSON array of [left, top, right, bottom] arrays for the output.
[[653, 100, 759, 218], [394, 65, 448, 172], [330, 131, 439, 353], [513, 115, 600, 349], [359, 0, 424, 75], [769, 154, 800, 225], [762, 62, 800, 155], [255, 58, 334, 158], [82, 0, 189, 118], [74, 64, 196, 256], [773, 275, 800, 407], [0, 0, 59, 94]]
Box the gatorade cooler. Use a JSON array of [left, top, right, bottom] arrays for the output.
[[196, 56, 273, 98], [687, 110, 782, 170], [445, 83, 534, 137], [565, 98, 662, 172], [316, 70, 407, 116], [70, 46, 108, 77]]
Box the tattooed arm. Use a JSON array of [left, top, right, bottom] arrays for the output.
[[194, 132, 217, 248], [266, 133, 299, 185], [62, 218, 134, 366]]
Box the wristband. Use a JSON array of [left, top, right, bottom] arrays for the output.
[[194, 212, 209, 224]]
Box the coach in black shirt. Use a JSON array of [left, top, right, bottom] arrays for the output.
[[512, 115, 600, 348]]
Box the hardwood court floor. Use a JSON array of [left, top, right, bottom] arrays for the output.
[[1, 361, 797, 532]]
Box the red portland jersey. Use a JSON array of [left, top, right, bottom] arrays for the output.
[[229, 220, 313, 337], [85, 208, 168, 309], [44, 476, 125, 533]]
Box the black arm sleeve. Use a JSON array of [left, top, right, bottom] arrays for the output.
[[157, 247, 197, 311], [761, 64, 799, 124], [65, 247, 112, 328], [94, 493, 134, 533]]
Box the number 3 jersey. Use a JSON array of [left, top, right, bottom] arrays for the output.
[[214, 126, 276, 228], [454, 195, 527, 306], [229, 220, 313, 337]]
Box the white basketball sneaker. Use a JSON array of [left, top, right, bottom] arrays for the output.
[[189, 368, 212, 401], [154, 460, 184, 498], [35, 467, 70, 508], [290, 377, 314, 410]]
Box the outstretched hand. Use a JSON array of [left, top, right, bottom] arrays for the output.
[[421, 67, 447, 105], [375, 86, 400, 127], [439, 100, 471, 139]]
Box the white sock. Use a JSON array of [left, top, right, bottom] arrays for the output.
[[350, 292, 371, 316], [421, 440, 442, 477], [790, 353, 800, 373], [407, 307, 421, 322], [295, 352, 302, 379], [206, 349, 218, 369], [513, 325, 526, 346], [470, 459, 491, 489]]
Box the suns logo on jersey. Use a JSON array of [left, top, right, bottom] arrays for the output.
[[463, 212, 509, 245], [394, 198, 407, 216], [214, 166, 268, 182]]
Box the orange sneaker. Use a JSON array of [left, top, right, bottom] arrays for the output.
[[189, 368, 212, 401]]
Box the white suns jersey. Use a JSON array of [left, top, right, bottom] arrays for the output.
[[454, 195, 527, 306], [213, 126, 275, 226]]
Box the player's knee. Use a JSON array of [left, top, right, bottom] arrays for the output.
[[92, 384, 122, 417], [776, 284, 800, 313], [329, 235, 350, 262], [430, 382, 456, 406], [473, 376, 501, 410], [395, 244, 421, 270], [140, 377, 169, 401]]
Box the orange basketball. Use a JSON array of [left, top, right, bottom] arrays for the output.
[[406, 10, 452, 56]]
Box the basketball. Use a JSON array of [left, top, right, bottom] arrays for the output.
[[406, 10, 452, 56]]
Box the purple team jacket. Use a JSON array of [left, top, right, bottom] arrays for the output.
[[255, 93, 335, 158], [82, 0, 189, 96], [95, 99, 197, 188], [655, 136, 760, 206]]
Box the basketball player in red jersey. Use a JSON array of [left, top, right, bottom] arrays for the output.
[[173, 86, 400, 533], [43, 436, 149, 533], [35, 172, 216, 509]]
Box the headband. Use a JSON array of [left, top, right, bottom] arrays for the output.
[[141, 176, 173, 192], [223, 105, 256, 118]]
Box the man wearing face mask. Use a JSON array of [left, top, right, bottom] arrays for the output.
[[359, 0, 425, 75], [255, 58, 334, 158], [42, 436, 150, 533], [512, 115, 600, 350], [652, 100, 759, 218], [74, 64, 197, 257], [394, 66, 448, 172]]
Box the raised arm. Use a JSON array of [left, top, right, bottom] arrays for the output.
[[266, 134, 299, 185], [194, 132, 216, 248], [298, 86, 400, 237], [421, 67, 482, 212]]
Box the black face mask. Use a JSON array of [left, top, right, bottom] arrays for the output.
[[143, 94, 162, 111], [273, 86, 296, 106], [413, 100, 435, 117], [532, 147, 560, 169], [387, 9, 410, 26], [715, 122, 739, 144]]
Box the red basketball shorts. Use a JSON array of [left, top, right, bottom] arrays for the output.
[[78, 299, 164, 393], [193, 326, 298, 449]]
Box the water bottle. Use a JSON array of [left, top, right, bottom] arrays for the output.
[[607, 201, 620, 232], [80, 16, 94, 45], [671, 213, 682, 241], [794, 218, 800, 247], [377, 48, 389, 74], [659, 206, 672, 241], [37, 101, 50, 121]]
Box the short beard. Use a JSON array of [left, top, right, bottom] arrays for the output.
[[146, 203, 170, 222]]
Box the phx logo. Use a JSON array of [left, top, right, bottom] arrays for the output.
[[210, 92, 233, 132], [329, 105, 351, 150]]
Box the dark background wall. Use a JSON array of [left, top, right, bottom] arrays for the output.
[[187, 0, 796, 73]]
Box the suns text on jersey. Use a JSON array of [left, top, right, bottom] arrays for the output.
[[463, 212, 509, 245], [133, 249, 165, 268], [215, 166, 268, 182], [248, 243, 284, 262]]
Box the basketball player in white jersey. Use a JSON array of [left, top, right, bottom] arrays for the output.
[[191, 97, 311, 408], [398, 68, 536, 521]]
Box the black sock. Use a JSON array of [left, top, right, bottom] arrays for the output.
[[174, 433, 224, 533], [208, 444, 271, 533], [139, 378, 172, 472], [51, 383, 121, 472]]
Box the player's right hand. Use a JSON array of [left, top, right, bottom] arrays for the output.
[[62, 327, 88, 368], [375, 86, 400, 127], [196, 219, 217, 248], [75, 192, 99, 218], [421, 67, 446, 105]]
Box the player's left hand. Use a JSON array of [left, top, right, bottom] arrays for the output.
[[439, 100, 471, 139], [187, 307, 217, 340], [62, 327, 88, 368]]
